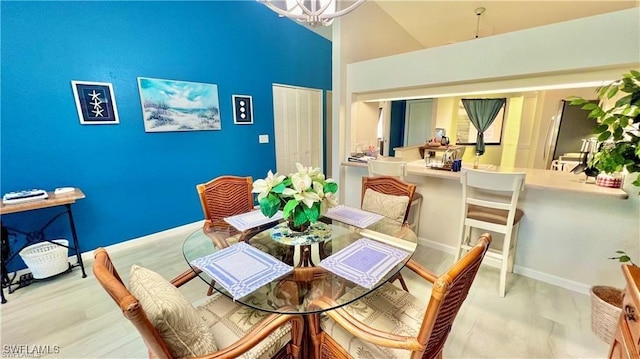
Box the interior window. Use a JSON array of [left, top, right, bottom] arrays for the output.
[[456, 100, 506, 145]]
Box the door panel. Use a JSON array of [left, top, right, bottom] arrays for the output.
[[273, 85, 323, 175], [404, 99, 433, 146]]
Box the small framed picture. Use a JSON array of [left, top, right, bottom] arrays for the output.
[[71, 81, 119, 124], [232, 95, 253, 125]]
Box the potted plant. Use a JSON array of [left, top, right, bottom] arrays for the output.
[[252, 163, 338, 232], [569, 70, 640, 192]]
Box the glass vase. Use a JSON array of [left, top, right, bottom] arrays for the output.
[[287, 217, 310, 233]]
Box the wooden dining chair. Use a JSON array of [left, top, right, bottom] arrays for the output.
[[361, 175, 417, 291], [361, 175, 416, 226], [308, 233, 492, 359], [367, 160, 423, 235], [196, 176, 254, 232], [93, 248, 303, 359], [196, 176, 255, 296]]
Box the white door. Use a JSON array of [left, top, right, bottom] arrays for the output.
[[404, 99, 433, 146], [272, 85, 323, 175]]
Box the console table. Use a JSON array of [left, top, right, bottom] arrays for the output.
[[0, 188, 87, 303]]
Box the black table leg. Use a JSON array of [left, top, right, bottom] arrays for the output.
[[65, 204, 86, 278], [0, 264, 6, 304]]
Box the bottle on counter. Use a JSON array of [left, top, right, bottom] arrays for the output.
[[473, 153, 480, 169]]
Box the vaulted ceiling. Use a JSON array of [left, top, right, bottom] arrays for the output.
[[312, 0, 639, 48], [374, 0, 639, 49]]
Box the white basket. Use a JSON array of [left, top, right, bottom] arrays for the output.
[[19, 239, 69, 279], [590, 285, 623, 344]]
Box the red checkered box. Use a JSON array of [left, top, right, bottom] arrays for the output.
[[596, 174, 623, 188]]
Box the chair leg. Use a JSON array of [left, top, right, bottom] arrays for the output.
[[289, 316, 304, 359], [207, 280, 216, 296], [455, 225, 470, 262], [410, 197, 422, 238], [507, 223, 520, 273], [308, 314, 322, 359], [499, 231, 513, 297], [394, 272, 410, 292]]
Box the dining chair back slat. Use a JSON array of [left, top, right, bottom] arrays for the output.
[[196, 176, 254, 229], [368, 160, 407, 180], [419, 235, 490, 358]]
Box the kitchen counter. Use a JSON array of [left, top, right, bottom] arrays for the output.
[[343, 160, 629, 199]]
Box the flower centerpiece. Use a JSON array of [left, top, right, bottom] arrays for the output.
[[253, 163, 338, 232]]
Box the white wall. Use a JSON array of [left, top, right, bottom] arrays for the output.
[[338, 8, 640, 176], [331, 1, 424, 181], [352, 101, 379, 153], [346, 9, 639, 94]]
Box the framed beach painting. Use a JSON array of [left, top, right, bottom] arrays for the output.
[[71, 81, 119, 125], [137, 77, 221, 132]]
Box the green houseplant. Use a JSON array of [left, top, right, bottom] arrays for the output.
[[572, 71, 640, 342], [569, 70, 640, 191], [252, 163, 338, 231]]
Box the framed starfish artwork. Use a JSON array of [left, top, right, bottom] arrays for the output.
[[71, 81, 119, 125]]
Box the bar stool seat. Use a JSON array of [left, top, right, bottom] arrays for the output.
[[467, 205, 524, 225]]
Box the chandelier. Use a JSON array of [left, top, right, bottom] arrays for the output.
[[258, 0, 366, 27]]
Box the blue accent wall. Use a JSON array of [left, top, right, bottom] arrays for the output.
[[0, 1, 331, 271]]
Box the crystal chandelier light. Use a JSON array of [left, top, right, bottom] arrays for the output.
[[258, 0, 366, 27]]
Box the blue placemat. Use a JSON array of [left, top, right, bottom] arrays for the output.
[[319, 238, 409, 288], [325, 205, 384, 228], [190, 242, 292, 299], [224, 210, 283, 231]]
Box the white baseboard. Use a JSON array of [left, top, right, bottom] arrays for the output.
[[97, 220, 205, 255], [416, 236, 591, 295], [7, 220, 206, 279], [512, 265, 591, 295], [417, 237, 457, 254]]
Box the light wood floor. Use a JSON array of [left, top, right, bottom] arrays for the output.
[[0, 226, 610, 358]]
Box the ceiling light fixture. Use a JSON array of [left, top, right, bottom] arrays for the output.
[[258, 0, 366, 27], [474, 7, 486, 39]]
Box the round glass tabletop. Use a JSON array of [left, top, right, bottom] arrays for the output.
[[182, 219, 417, 314]]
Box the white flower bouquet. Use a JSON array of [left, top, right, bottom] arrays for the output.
[[252, 163, 338, 229]]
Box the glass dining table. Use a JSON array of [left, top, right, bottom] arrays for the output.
[[183, 218, 417, 314]]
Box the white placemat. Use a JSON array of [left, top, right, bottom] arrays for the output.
[[319, 238, 409, 288], [325, 205, 384, 228], [224, 210, 283, 231], [190, 242, 292, 299]]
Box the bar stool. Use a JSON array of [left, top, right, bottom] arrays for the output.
[[455, 169, 526, 297], [367, 159, 423, 236]]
